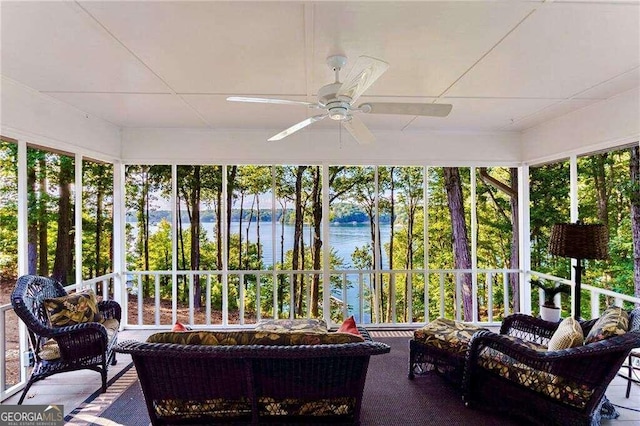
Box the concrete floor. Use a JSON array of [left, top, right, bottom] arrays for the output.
[[2, 329, 639, 425]]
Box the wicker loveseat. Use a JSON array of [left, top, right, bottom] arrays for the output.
[[115, 326, 390, 425], [462, 309, 640, 426]]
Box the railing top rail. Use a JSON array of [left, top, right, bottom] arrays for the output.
[[125, 268, 523, 275], [82, 272, 118, 285]]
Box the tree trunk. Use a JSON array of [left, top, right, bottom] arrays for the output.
[[292, 166, 307, 317], [593, 153, 610, 229], [226, 166, 237, 263], [387, 167, 395, 322], [27, 160, 37, 275], [443, 167, 473, 321], [311, 166, 322, 317], [190, 166, 202, 309], [95, 185, 103, 279], [52, 157, 73, 284], [630, 146, 640, 300], [38, 156, 48, 275]]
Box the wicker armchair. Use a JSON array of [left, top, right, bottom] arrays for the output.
[[462, 311, 640, 426], [115, 326, 390, 425], [11, 275, 121, 404]]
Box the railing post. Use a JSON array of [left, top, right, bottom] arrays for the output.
[[590, 291, 600, 319]]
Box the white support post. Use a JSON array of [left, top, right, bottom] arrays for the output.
[[518, 164, 531, 314], [221, 165, 229, 324], [171, 165, 178, 325], [112, 162, 126, 327], [75, 153, 83, 290], [17, 139, 29, 380], [424, 166, 430, 322], [374, 167, 381, 323], [322, 164, 331, 325], [470, 167, 478, 322], [569, 155, 579, 318]]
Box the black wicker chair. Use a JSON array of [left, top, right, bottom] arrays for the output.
[[11, 275, 121, 404], [115, 326, 390, 425], [462, 310, 640, 426]]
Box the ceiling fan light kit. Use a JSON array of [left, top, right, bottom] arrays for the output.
[[227, 55, 452, 144]]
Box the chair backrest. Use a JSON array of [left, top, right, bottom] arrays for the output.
[[629, 307, 640, 333], [11, 275, 67, 354]]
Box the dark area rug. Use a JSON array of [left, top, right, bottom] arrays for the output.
[[96, 337, 520, 425]]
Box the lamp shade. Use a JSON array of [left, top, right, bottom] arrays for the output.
[[548, 223, 608, 260]]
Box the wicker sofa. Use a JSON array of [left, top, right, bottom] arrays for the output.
[[462, 310, 640, 426], [115, 326, 389, 425]]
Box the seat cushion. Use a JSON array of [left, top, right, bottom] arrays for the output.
[[548, 317, 583, 351], [255, 318, 328, 333], [44, 289, 102, 327], [147, 330, 364, 346], [413, 318, 486, 355], [478, 340, 593, 409], [584, 306, 629, 344], [39, 319, 120, 361]]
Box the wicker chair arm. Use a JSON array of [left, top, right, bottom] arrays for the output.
[[466, 330, 640, 387], [49, 322, 109, 361], [98, 300, 122, 322], [499, 313, 558, 341], [115, 339, 391, 359]]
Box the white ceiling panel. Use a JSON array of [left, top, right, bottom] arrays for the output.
[[311, 2, 537, 97], [446, 2, 640, 98], [0, 2, 168, 93], [1, 1, 638, 136], [45, 93, 207, 128], [80, 1, 308, 95], [573, 67, 640, 100], [184, 95, 311, 130], [406, 98, 558, 131], [506, 98, 600, 131]]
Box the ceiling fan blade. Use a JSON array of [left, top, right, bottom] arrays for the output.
[[268, 114, 327, 141], [342, 115, 375, 145], [337, 56, 389, 104], [227, 96, 316, 107], [360, 102, 453, 117]]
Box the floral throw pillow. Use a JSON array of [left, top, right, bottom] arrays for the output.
[[44, 289, 102, 327], [584, 306, 629, 344]]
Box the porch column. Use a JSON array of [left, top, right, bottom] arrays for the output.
[[75, 153, 83, 290], [518, 164, 531, 314], [112, 161, 126, 327], [322, 164, 331, 325]]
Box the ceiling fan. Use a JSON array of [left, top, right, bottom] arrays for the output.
[[227, 55, 453, 144]]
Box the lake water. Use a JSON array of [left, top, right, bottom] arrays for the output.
[[131, 221, 391, 322]]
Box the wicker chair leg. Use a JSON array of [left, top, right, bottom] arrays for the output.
[[408, 347, 415, 380], [17, 380, 35, 405], [101, 361, 107, 393]]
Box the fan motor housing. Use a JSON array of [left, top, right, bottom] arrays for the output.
[[318, 83, 351, 120]]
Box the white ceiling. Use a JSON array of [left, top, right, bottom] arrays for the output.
[[1, 1, 639, 137]]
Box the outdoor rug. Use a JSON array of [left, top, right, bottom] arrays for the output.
[[82, 334, 521, 425]]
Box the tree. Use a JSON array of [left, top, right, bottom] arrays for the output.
[[443, 167, 473, 321], [630, 146, 640, 299], [51, 155, 74, 284]]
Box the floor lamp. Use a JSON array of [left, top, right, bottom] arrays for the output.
[[548, 222, 608, 320]]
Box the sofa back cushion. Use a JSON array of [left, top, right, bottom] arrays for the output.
[[254, 318, 328, 333], [147, 330, 364, 346], [548, 317, 583, 351], [584, 306, 629, 344]]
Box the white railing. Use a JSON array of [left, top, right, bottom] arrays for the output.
[[529, 271, 640, 317], [123, 268, 522, 329]]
